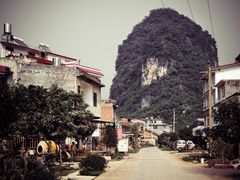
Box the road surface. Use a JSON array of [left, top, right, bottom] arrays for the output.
[[96, 147, 238, 180]]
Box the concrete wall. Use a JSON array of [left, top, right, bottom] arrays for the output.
[[215, 66, 240, 84], [101, 102, 114, 122], [89, 85, 101, 117], [214, 66, 240, 102]]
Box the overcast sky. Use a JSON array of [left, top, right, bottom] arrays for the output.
[[0, 0, 239, 99]]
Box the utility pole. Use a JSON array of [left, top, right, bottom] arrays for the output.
[[208, 66, 213, 129], [173, 109, 176, 133]]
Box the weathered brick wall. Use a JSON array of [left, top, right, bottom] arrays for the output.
[[0, 57, 104, 117], [0, 57, 77, 92]]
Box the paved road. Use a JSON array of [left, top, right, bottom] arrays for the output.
[[96, 147, 237, 180]]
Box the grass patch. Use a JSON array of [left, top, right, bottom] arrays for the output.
[[59, 169, 76, 176], [182, 155, 200, 162], [182, 153, 211, 162], [128, 148, 140, 153]]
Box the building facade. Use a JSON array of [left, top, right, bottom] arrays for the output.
[[0, 23, 104, 118], [200, 61, 240, 128]]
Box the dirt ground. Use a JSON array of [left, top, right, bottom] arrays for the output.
[[163, 150, 240, 179], [96, 147, 240, 180]]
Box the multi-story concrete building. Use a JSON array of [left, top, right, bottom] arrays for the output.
[[200, 60, 240, 128], [0, 23, 104, 118]]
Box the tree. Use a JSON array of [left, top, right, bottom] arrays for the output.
[[213, 101, 240, 157], [130, 123, 140, 149], [42, 85, 95, 140], [0, 85, 16, 138], [158, 132, 178, 149], [103, 126, 117, 150], [178, 127, 193, 140], [210, 138, 233, 164], [0, 84, 95, 141], [11, 84, 50, 137], [193, 129, 207, 149]]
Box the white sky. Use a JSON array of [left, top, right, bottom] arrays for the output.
[[0, 0, 239, 99]]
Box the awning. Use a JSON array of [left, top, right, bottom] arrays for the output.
[[61, 62, 104, 78], [77, 65, 103, 78], [92, 128, 100, 137]]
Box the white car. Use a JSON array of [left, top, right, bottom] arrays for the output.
[[186, 140, 195, 150], [176, 140, 186, 151], [176, 140, 195, 151], [230, 159, 240, 169]]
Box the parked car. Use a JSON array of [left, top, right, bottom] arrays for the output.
[[186, 140, 195, 150], [176, 140, 195, 152], [176, 140, 186, 152], [230, 159, 240, 169]]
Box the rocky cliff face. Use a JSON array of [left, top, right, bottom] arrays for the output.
[[141, 57, 167, 86], [110, 8, 217, 128]]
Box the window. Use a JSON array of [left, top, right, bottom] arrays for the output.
[[93, 92, 97, 107], [153, 126, 158, 129], [218, 85, 225, 100], [222, 86, 225, 98]]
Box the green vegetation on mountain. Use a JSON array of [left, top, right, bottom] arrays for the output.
[[110, 8, 217, 129]]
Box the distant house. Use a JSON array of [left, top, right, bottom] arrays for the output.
[[199, 60, 240, 128], [90, 99, 117, 151], [145, 119, 172, 136]]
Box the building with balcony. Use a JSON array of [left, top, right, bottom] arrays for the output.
[[200, 60, 240, 128]]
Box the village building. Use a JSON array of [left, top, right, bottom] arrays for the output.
[[0, 23, 107, 153], [0, 23, 104, 118], [145, 118, 172, 136], [200, 58, 240, 129], [90, 99, 117, 151]]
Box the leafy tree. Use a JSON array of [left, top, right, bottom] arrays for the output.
[[158, 132, 178, 149], [0, 84, 95, 141], [178, 127, 193, 140], [103, 126, 117, 150], [41, 85, 95, 140], [213, 102, 240, 144], [169, 132, 179, 142], [213, 101, 240, 157], [11, 85, 50, 136], [193, 129, 207, 149], [130, 123, 140, 149], [210, 138, 233, 163], [0, 85, 16, 138]]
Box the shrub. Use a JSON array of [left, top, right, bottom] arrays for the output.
[[111, 152, 123, 160], [182, 153, 212, 163], [79, 154, 107, 176], [128, 148, 140, 153]]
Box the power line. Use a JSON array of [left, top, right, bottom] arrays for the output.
[[187, 0, 195, 22], [161, 0, 166, 8], [207, 0, 215, 37]]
